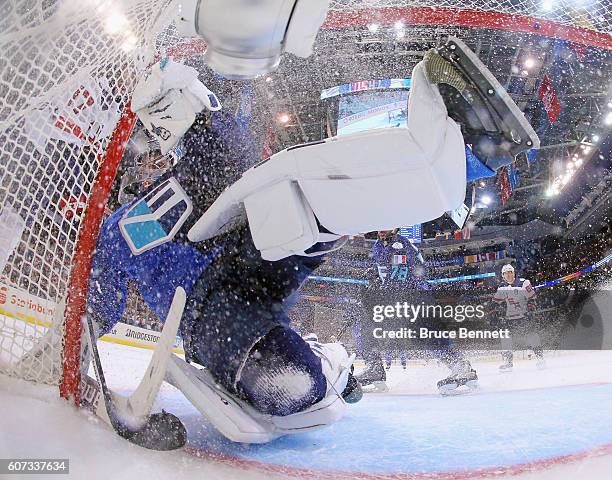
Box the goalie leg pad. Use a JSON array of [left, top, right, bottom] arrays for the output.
[[166, 327, 356, 443], [166, 355, 349, 444], [188, 125, 466, 260], [236, 327, 327, 417]]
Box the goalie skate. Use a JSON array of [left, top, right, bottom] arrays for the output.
[[437, 36, 540, 170]]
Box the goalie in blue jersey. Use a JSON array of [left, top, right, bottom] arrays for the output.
[[85, 29, 538, 442]]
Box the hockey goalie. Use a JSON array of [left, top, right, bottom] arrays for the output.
[[81, 0, 539, 448]]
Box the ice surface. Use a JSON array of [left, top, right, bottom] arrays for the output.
[[1, 343, 612, 479]]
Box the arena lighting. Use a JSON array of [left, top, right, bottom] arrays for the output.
[[524, 58, 536, 69], [481, 194, 492, 205], [592, 134, 600, 142], [121, 33, 137, 52], [605, 111, 612, 125], [394, 21, 404, 30], [575, 158, 583, 166], [104, 11, 129, 35], [541, 0, 554, 11], [367, 23, 379, 33]]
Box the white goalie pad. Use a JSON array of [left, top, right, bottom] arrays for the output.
[[188, 127, 466, 260], [174, 0, 330, 79], [165, 355, 347, 444]]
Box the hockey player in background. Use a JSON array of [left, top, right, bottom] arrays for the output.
[[354, 229, 478, 394], [83, 17, 538, 439], [385, 350, 408, 370], [493, 264, 545, 371]]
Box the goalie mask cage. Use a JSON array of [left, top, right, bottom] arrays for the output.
[[0, 0, 610, 405]]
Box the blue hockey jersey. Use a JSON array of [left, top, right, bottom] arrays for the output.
[[87, 111, 259, 333], [370, 233, 428, 289]]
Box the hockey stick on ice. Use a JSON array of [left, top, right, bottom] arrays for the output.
[[83, 287, 187, 450]]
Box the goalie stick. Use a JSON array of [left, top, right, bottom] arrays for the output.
[[82, 287, 188, 450]]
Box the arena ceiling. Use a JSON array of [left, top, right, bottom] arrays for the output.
[[252, 21, 612, 232]]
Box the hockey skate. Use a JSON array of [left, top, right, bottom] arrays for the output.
[[356, 359, 389, 393], [437, 360, 478, 395], [499, 352, 513, 373], [426, 36, 540, 170]]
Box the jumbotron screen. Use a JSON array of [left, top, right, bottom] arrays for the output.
[[337, 89, 409, 136]]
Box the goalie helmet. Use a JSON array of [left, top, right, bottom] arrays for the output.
[[118, 136, 182, 205]]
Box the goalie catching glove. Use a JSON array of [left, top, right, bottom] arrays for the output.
[[132, 58, 221, 154]]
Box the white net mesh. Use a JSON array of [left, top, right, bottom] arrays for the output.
[[0, 0, 174, 386], [0, 0, 609, 392]]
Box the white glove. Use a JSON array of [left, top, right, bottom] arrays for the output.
[[132, 58, 221, 154]]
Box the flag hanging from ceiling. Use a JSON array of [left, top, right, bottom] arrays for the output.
[[538, 74, 561, 123], [508, 163, 520, 191], [498, 167, 511, 206], [261, 126, 275, 160]]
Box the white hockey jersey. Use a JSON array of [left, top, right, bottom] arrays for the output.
[[492, 278, 536, 320]]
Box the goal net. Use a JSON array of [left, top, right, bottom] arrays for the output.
[[0, 0, 610, 404], [0, 0, 178, 400]]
